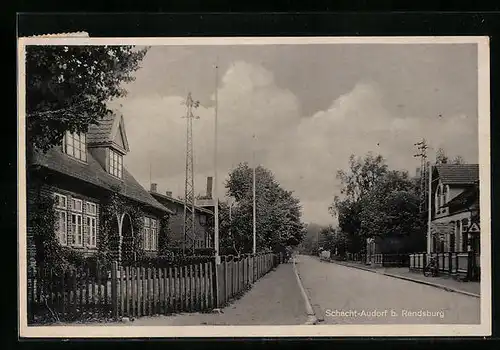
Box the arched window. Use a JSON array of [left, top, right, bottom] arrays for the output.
[[435, 185, 442, 213], [443, 185, 450, 204]]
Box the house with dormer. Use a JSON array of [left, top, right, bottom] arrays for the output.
[[26, 111, 173, 268], [429, 164, 480, 256]]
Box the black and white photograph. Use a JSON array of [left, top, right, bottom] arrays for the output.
[[17, 36, 491, 337]]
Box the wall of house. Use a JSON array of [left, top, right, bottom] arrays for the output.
[[27, 172, 167, 268], [89, 147, 107, 171], [26, 178, 102, 269], [432, 211, 472, 253], [155, 200, 212, 248]]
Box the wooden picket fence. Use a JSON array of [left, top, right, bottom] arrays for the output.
[[27, 264, 114, 323], [27, 252, 280, 323], [113, 261, 215, 319], [216, 252, 281, 305]]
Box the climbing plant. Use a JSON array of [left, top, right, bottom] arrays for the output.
[[28, 185, 86, 274], [97, 186, 145, 267], [158, 215, 172, 255]]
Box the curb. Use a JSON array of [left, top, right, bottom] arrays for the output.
[[330, 260, 480, 299], [292, 256, 319, 325], [381, 272, 481, 298]]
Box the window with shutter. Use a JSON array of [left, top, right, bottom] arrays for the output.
[[84, 200, 98, 248], [53, 193, 68, 246], [142, 217, 158, 251]]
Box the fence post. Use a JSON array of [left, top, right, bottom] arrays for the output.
[[111, 261, 119, 320], [223, 257, 228, 304], [467, 250, 473, 281], [212, 257, 219, 308]]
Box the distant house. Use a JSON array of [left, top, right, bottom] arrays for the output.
[[27, 111, 173, 268], [149, 177, 214, 251], [430, 164, 480, 255]]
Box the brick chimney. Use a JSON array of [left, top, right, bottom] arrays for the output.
[[150, 183, 157, 193], [206, 176, 213, 199], [165, 191, 172, 197]]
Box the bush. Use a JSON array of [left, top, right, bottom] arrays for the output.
[[133, 253, 214, 268], [194, 247, 215, 256]]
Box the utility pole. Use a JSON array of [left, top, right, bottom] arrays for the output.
[[182, 92, 200, 256], [252, 134, 257, 255], [149, 131, 152, 189], [228, 198, 235, 238], [214, 58, 220, 265], [427, 160, 432, 256], [414, 139, 429, 219], [414, 139, 432, 258]]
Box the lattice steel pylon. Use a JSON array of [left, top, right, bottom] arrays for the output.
[[414, 139, 429, 218], [182, 92, 200, 255]]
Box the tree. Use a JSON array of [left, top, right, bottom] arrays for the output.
[[223, 163, 305, 255], [298, 223, 324, 254], [358, 170, 423, 243], [335, 153, 388, 202], [320, 226, 349, 257], [329, 153, 388, 253], [26, 45, 148, 154]]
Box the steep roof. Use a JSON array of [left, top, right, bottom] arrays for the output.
[[435, 164, 479, 185], [149, 191, 214, 215], [443, 184, 479, 209], [31, 147, 172, 214], [87, 110, 130, 152]]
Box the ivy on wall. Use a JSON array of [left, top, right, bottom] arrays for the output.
[[29, 185, 85, 274], [29, 182, 149, 271], [97, 185, 145, 267], [158, 215, 172, 256]]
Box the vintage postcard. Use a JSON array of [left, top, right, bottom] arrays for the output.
[[17, 36, 491, 338]]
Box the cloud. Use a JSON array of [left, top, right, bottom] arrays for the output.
[[111, 61, 477, 226]]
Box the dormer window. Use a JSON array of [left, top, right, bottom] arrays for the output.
[[63, 131, 87, 162], [435, 183, 450, 215], [435, 185, 441, 214], [443, 185, 449, 204], [109, 148, 123, 179]]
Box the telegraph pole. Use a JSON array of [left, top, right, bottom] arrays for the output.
[[414, 139, 432, 257], [414, 139, 429, 217], [252, 134, 257, 255], [182, 92, 200, 255], [214, 59, 220, 264]]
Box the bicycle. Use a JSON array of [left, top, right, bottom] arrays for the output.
[[423, 256, 439, 277]]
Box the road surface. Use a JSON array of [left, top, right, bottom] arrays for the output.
[[295, 255, 480, 324]]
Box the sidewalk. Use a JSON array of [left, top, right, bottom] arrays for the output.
[[62, 262, 309, 326], [327, 259, 480, 298]]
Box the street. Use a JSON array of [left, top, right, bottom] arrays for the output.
[[295, 255, 480, 324]]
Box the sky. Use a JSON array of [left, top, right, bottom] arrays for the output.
[[108, 43, 479, 226]]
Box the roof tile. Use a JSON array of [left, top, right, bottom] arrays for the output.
[[32, 147, 171, 214], [435, 164, 479, 185], [87, 111, 116, 144]]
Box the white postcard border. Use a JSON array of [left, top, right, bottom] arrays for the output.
[[17, 35, 491, 338]]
